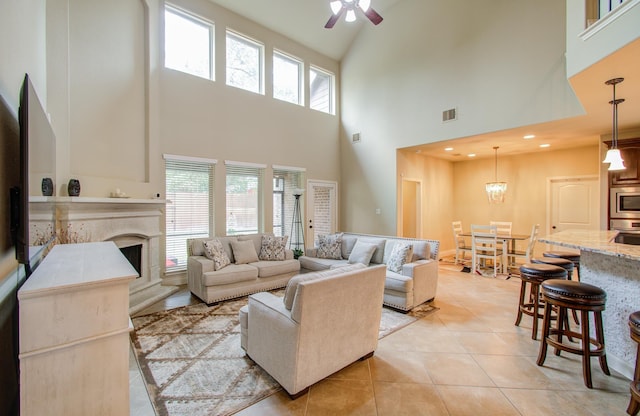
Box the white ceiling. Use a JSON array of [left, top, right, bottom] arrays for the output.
[[209, 0, 640, 161]]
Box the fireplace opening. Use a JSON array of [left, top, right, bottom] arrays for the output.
[[120, 244, 142, 278]]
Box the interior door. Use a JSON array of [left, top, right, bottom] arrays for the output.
[[548, 176, 599, 234], [306, 180, 338, 248]]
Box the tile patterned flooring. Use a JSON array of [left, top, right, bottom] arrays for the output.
[[129, 264, 633, 415]]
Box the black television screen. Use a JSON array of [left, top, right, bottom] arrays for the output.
[[18, 74, 56, 270]]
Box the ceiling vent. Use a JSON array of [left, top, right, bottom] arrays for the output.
[[442, 108, 457, 122]]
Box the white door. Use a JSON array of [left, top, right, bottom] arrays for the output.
[[548, 176, 599, 234], [306, 180, 338, 248]]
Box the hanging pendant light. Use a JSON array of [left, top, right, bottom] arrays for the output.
[[485, 146, 507, 204], [602, 77, 626, 171]]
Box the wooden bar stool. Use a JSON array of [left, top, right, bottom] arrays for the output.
[[532, 257, 579, 324], [537, 279, 609, 388], [627, 311, 640, 415], [543, 251, 580, 280], [515, 263, 567, 340]]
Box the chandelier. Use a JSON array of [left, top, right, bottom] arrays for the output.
[[486, 146, 507, 204], [602, 77, 626, 171]]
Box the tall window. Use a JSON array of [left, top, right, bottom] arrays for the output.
[[273, 51, 303, 105], [164, 6, 214, 80], [226, 161, 265, 235], [226, 31, 264, 94], [164, 155, 215, 272], [272, 166, 305, 247], [309, 66, 335, 114]]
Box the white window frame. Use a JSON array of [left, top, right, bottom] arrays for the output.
[[164, 5, 214, 81], [225, 160, 267, 235], [225, 30, 265, 95], [309, 65, 335, 115], [273, 50, 303, 105]]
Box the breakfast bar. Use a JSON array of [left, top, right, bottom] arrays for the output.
[[539, 229, 640, 379]]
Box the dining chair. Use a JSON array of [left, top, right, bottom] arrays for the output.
[[471, 224, 503, 277], [452, 221, 472, 265], [490, 221, 513, 235], [507, 223, 540, 275]]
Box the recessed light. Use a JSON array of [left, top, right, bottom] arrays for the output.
[[468, 153, 476, 157], [524, 134, 535, 139], [540, 143, 550, 148], [444, 147, 454, 151]]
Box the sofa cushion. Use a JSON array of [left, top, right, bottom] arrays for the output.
[[217, 236, 238, 263], [356, 237, 386, 264], [385, 270, 414, 293], [238, 233, 273, 257], [230, 240, 260, 264], [341, 235, 359, 259], [203, 238, 232, 271], [299, 256, 348, 271], [203, 264, 258, 286], [410, 240, 431, 261], [317, 233, 343, 259], [190, 239, 206, 257], [251, 259, 300, 278], [283, 263, 366, 310], [386, 242, 413, 273], [348, 241, 377, 265], [258, 235, 288, 261]]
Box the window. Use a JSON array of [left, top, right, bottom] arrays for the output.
[[164, 6, 214, 80], [309, 66, 335, 114], [273, 51, 303, 105], [226, 31, 264, 94], [272, 167, 305, 243], [226, 161, 266, 235], [164, 155, 216, 272]]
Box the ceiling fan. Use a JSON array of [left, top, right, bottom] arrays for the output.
[[325, 0, 383, 29]]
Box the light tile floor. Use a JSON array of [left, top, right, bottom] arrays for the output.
[[130, 263, 633, 415]]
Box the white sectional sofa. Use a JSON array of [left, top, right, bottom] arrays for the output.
[[298, 232, 439, 311], [187, 233, 300, 304]]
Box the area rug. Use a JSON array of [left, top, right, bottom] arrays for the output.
[[130, 291, 438, 416]]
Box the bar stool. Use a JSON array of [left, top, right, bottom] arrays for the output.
[[515, 263, 567, 340], [532, 257, 579, 324], [537, 279, 609, 388], [543, 251, 580, 280], [627, 311, 640, 415]]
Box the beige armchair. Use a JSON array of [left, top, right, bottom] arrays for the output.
[[240, 264, 386, 397]]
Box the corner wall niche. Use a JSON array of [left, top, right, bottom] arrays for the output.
[[29, 197, 178, 314]]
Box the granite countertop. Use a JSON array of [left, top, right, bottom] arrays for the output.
[[538, 229, 640, 261]]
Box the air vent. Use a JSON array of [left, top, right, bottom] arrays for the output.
[[442, 108, 457, 122], [352, 133, 361, 143]]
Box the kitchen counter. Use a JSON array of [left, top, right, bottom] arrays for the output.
[[539, 229, 640, 380]]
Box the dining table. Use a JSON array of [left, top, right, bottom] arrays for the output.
[[460, 231, 530, 274]]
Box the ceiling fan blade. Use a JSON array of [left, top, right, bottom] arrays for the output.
[[324, 8, 344, 29], [362, 7, 383, 25]]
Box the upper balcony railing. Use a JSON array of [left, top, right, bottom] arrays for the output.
[[586, 0, 629, 27]]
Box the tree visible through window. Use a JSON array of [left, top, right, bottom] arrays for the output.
[[273, 51, 302, 105], [164, 6, 213, 80], [226, 31, 263, 94]]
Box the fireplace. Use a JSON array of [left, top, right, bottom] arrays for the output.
[[120, 244, 142, 278]]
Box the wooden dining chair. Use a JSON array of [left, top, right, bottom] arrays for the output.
[[490, 221, 512, 235], [507, 224, 540, 275], [452, 221, 472, 265], [471, 224, 503, 277]]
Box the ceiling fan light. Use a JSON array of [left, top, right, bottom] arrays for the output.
[[358, 0, 371, 12], [345, 9, 356, 22], [330, 1, 342, 15]]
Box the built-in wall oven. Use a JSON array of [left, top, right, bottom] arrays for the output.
[[610, 187, 640, 219]]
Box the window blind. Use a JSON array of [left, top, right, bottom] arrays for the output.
[[225, 161, 265, 235], [165, 156, 215, 272]]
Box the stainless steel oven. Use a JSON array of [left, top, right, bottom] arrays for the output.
[[610, 187, 640, 218], [610, 219, 640, 245]]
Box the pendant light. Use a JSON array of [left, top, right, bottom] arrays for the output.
[[602, 77, 626, 171], [485, 146, 507, 204]]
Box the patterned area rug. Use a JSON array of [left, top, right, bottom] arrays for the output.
[[130, 291, 437, 416]]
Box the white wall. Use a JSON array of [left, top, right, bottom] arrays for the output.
[[340, 0, 585, 236]]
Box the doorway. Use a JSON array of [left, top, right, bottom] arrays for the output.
[[306, 180, 338, 248], [401, 179, 422, 238], [548, 176, 599, 235]]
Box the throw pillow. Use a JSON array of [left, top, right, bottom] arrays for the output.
[[348, 241, 377, 265], [316, 232, 343, 259], [387, 242, 414, 273], [230, 239, 259, 264], [259, 235, 288, 261], [202, 239, 231, 271]]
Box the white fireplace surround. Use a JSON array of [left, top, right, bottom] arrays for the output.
[[30, 196, 177, 313]]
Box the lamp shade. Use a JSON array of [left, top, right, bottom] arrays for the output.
[[345, 9, 356, 22], [605, 149, 626, 171], [330, 1, 342, 14]]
